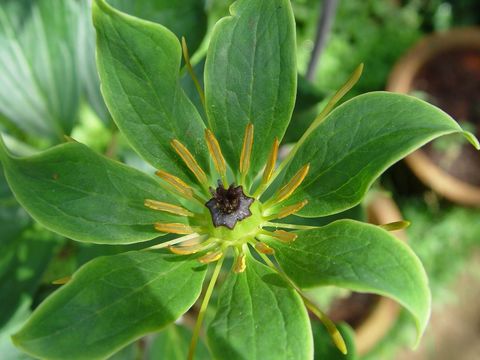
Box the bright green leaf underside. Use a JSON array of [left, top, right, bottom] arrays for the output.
[[207, 254, 313, 360], [266, 219, 431, 342], [13, 251, 206, 360], [274, 92, 479, 217], [0, 140, 183, 244]]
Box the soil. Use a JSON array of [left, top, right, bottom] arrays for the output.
[[412, 48, 480, 186], [328, 293, 380, 328]]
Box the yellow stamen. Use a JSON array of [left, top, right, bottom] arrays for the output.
[[240, 123, 254, 180], [154, 222, 196, 235], [144, 199, 194, 217], [269, 199, 309, 219], [169, 241, 215, 255], [155, 170, 194, 199], [255, 242, 275, 255], [146, 233, 207, 250], [272, 230, 298, 243], [198, 249, 223, 264], [272, 164, 310, 205], [205, 129, 227, 184], [171, 139, 208, 185], [52, 276, 71, 285], [233, 252, 246, 273], [263, 137, 279, 184], [379, 220, 411, 231]]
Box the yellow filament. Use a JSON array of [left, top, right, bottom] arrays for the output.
[[273, 164, 310, 204], [255, 242, 274, 255], [239, 123, 254, 179], [205, 129, 227, 183], [155, 170, 194, 198], [144, 199, 194, 217], [379, 220, 411, 231], [274, 200, 309, 219], [171, 139, 208, 185], [233, 252, 246, 273], [272, 230, 298, 243], [198, 249, 223, 264], [154, 222, 195, 235], [263, 137, 279, 184]]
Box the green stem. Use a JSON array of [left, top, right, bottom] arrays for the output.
[[187, 256, 225, 360], [257, 252, 347, 355]]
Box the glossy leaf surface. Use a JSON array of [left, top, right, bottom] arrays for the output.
[[207, 254, 312, 360], [93, 0, 208, 180], [13, 252, 206, 360], [274, 92, 479, 217], [205, 0, 297, 178], [0, 140, 182, 244], [267, 220, 431, 340]]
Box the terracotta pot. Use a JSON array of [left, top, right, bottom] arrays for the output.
[[387, 28, 480, 206]]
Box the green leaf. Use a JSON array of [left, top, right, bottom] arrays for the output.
[[313, 322, 357, 360], [93, 0, 208, 181], [275, 92, 479, 217], [147, 324, 210, 360], [207, 254, 312, 360], [204, 0, 297, 178], [13, 251, 207, 360], [0, 139, 183, 244], [0, 0, 81, 141], [266, 220, 431, 341], [109, 0, 207, 54]]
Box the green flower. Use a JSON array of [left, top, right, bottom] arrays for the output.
[[0, 0, 478, 359]]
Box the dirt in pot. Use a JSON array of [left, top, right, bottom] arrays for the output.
[[327, 293, 380, 328], [412, 48, 480, 186]]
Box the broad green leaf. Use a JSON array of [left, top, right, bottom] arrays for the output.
[[109, 0, 207, 54], [207, 254, 313, 360], [313, 322, 357, 360], [93, 0, 208, 181], [274, 92, 479, 217], [13, 251, 207, 360], [147, 324, 210, 360], [266, 220, 431, 340], [204, 0, 297, 178], [0, 0, 81, 141], [0, 139, 184, 244]]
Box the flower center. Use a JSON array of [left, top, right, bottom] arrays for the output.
[[205, 180, 254, 229]]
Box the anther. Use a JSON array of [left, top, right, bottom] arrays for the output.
[[198, 249, 223, 264], [255, 242, 275, 255], [233, 252, 246, 273], [268, 200, 309, 220], [171, 139, 208, 185], [379, 220, 410, 231], [205, 129, 227, 184], [254, 137, 279, 198], [272, 230, 298, 243], [169, 241, 215, 255], [240, 123, 254, 181], [154, 222, 197, 235], [144, 199, 194, 217], [270, 164, 310, 205], [155, 170, 194, 199]]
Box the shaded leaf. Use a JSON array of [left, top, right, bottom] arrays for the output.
[[313, 322, 357, 360], [0, 140, 183, 244], [207, 254, 312, 360], [13, 251, 206, 360]]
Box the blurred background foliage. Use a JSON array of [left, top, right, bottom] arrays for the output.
[[0, 0, 479, 359]]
